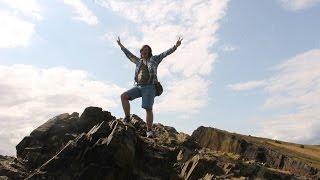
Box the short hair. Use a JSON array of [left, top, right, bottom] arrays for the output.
[[140, 45, 153, 58]]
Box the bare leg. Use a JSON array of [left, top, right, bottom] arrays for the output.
[[121, 93, 130, 117], [146, 109, 153, 131]]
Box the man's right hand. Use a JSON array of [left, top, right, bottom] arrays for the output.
[[117, 36, 123, 47]]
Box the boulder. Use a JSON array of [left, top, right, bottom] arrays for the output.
[[16, 107, 114, 170], [0, 155, 27, 180], [0, 107, 316, 179]]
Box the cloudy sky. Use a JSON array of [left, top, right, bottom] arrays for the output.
[[0, 0, 319, 155]]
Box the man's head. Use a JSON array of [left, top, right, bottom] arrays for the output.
[[140, 45, 152, 59]]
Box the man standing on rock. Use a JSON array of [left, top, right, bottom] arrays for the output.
[[117, 36, 182, 138]]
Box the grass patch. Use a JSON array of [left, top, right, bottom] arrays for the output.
[[275, 140, 282, 144]]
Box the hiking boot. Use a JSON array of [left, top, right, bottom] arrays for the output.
[[146, 130, 155, 138], [122, 116, 131, 123]]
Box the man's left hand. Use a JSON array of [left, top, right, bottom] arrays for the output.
[[175, 37, 183, 48]]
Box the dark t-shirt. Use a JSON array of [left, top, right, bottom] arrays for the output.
[[136, 61, 150, 84]]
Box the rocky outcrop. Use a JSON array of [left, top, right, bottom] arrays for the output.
[[16, 107, 115, 170], [180, 149, 293, 180], [0, 107, 318, 179], [191, 126, 319, 179], [0, 155, 27, 180]]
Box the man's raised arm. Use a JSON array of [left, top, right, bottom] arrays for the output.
[[155, 37, 183, 64], [117, 37, 139, 64]]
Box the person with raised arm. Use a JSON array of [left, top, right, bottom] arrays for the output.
[[117, 37, 182, 138]]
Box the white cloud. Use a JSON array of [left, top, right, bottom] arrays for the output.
[[263, 49, 320, 110], [259, 110, 320, 144], [1, 0, 43, 20], [230, 49, 320, 144], [98, 0, 230, 115], [0, 64, 124, 155], [155, 76, 211, 114], [63, 0, 99, 25], [0, 0, 43, 48], [0, 10, 36, 48], [222, 44, 238, 52], [228, 80, 267, 91], [279, 0, 320, 11]]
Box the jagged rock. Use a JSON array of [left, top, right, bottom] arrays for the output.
[[180, 153, 224, 179], [0, 107, 318, 179], [237, 162, 294, 180], [0, 155, 27, 180], [76, 106, 115, 133], [16, 107, 115, 170], [177, 147, 195, 163], [191, 126, 320, 179], [27, 119, 179, 179], [25, 112, 191, 179], [191, 126, 249, 154]]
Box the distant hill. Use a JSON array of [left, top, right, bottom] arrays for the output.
[[192, 126, 320, 178], [0, 107, 319, 179]]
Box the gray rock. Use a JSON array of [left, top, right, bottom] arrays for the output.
[[16, 107, 114, 170], [0, 107, 316, 179]]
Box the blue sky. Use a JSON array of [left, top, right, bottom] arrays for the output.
[[0, 0, 320, 155]]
